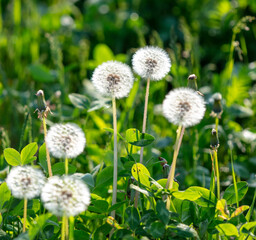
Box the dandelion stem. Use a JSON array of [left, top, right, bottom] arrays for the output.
[[42, 116, 52, 177], [139, 77, 150, 163], [61, 216, 66, 240], [111, 96, 118, 218], [215, 117, 219, 136], [23, 198, 27, 232], [213, 149, 220, 199], [65, 157, 68, 175], [69, 216, 74, 240], [166, 125, 185, 209]]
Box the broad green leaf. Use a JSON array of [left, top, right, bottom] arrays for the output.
[[0, 214, 2, 226], [216, 199, 229, 220], [96, 166, 113, 187], [88, 200, 109, 213], [0, 182, 11, 210], [82, 173, 95, 188], [21, 142, 38, 165], [52, 162, 77, 175], [125, 206, 140, 231], [69, 93, 90, 109], [156, 201, 170, 225], [126, 128, 155, 147], [230, 205, 249, 218], [94, 223, 112, 240], [131, 163, 150, 187], [4, 148, 21, 166], [93, 44, 114, 63], [28, 213, 51, 239], [223, 182, 248, 205], [148, 221, 165, 238], [108, 201, 127, 212], [74, 230, 90, 240], [28, 64, 55, 83], [151, 178, 179, 191], [173, 190, 201, 201], [39, 143, 48, 173], [167, 223, 200, 239], [216, 223, 239, 237], [240, 222, 256, 234]]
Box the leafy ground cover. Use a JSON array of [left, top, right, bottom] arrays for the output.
[[0, 0, 256, 239]]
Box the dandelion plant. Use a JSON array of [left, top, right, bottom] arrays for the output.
[[162, 87, 206, 209], [91, 60, 134, 218]]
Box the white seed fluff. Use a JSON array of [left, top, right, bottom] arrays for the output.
[[132, 46, 171, 81], [41, 175, 91, 217], [91, 60, 134, 99], [6, 166, 46, 199], [162, 88, 206, 127], [46, 123, 86, 159]]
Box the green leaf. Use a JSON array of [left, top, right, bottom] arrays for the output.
[[126, 128, 155, 147], [88, 200, 109, 213], [240, 222, 256, 234], [96, 166, 113, 187], [0, 182, 11, 210], [4, 148, 21, 166], [108, 201, 127, 212], [216, 223, 239, 237], [94, 223, 112, 240], [52, 162, 77, 175], [28, 64, 55, 83], [28, 213, 51, 240], [21, 142, 38, 165], [230, 205, 249, 218], [125, 206, 140, 231], [167, 223, 199, 239], [148, 221, 165, 238], [74, 230, 90, 240], [69, 93, 90, 110], [131, 163, 151, 187], [39, 143, 48, 173], [82, 173, 95, 188], [156, 201, 170, 225], [93, 44, 114, 63], [104, 128, 126, 141], [223, 181, 248, 205]]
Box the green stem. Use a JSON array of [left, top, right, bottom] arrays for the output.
[[215, 117, 219, 136], [61, 216, 66, 240], [23, 198, 27, 232], [213, 150, 220, 199], [42, 116, 52, 177], [166, 126, 185, 209], [230, 150, 239, 208], [69, 217, 74, 240], [65, 157, 68, 175], [139, 77, 150, 163], [111, 96, 118, 218]]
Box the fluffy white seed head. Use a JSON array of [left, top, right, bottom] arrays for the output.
[[91, 61, 134, 99], [132, 46, 171, 81], [46, 123, 86, 159], [41, 175, 91, 217], [6, 166, 46, 199], [162, 87, 206, 127]]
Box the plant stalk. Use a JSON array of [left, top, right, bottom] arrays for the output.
[[166, 126, 185, 209], [69, 216, 74, 240], [65, 157, 68, 175], [111, 96, 118, 218], [23, 198, 27, 232], [215, 117, 219, 136], [213, 150, 220, 199], [61, 216, 66, 240], [42, 116, 52, 177], [139, 77, 150, 163]]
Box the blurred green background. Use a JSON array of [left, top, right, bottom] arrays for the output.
[[0, 0, 255, 200]]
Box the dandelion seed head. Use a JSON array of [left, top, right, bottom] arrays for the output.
[[91, 61, 134, 99], [132, 46, 171, 81], [46, 123, 86, 159], [6, 166, 46, 199], [41, 175, 91, 217], [162, 87, 206, 127]]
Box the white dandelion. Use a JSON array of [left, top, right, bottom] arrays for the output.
[[132, 46, 171, 81], [162, 87, 206, 128], [46, 123, 86, 159], [6, 166, 46, 199], [41, 175, 91, 217], [91, 60, 134, 99]]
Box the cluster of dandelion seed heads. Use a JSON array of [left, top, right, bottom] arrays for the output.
[[41, 175, 91, 217], [46, 123, 86, 159], [162, 87, 206, 127], [6, 166, 46, 199], [91, 61, 134, 99], [132, 46, 171, 81]]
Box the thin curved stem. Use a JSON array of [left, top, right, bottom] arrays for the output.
[[42, 116, 52, 177], [139, 77, 151, 163], [23, 198, 27, 232], [111, 96, 118, 218], [166, 126, 185, 209]]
